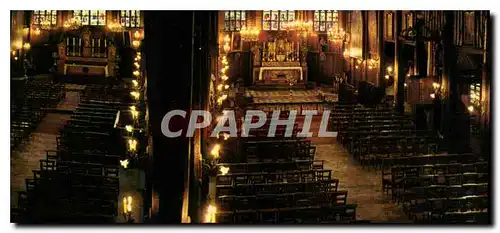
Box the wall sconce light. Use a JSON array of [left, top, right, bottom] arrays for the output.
[[23, 43, 31, 50], [219, 166, 229, 175], [123, 196, 133, 214], [386, 66, 393, 73], [203, 205, 217, 223], [120, 159, 129, 168], [210, 144, 221, 158], [130, 91, 140, 100], [430, 93, 436, 99], [468, 106, 474, 112], [128, 139, 138, 152], [432, 82, 440, 90], [134, 31, 141, 40], [385, 75, 390, 80]]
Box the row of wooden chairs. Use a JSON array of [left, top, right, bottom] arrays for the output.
[[15, 84, 125, 224]]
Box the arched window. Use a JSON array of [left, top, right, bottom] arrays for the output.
[[33, 10, 57, 25], [120, 10, 141, 28], [73, 10, 106, 26], [313, 10, 338, 32], [262, 10, 295, 31], [224, 11, 246, 31]]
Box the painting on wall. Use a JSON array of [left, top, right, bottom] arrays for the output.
[[231, 33, 242, 51], [350, 11, 363, 58]]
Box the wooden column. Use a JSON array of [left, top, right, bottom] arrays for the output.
[[394, 11, 405, 113]]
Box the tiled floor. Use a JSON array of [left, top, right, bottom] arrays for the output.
[[314, 142, 409, 222]]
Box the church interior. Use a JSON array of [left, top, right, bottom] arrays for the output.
[[10, 10, 491, 224]]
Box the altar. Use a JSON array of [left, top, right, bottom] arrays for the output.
[[251, 33, 307, 87]]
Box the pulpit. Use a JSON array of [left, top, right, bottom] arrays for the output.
[[252, 34, 307, 87]]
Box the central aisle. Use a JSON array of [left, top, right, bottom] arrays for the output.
[[314, 143, 409, 222]]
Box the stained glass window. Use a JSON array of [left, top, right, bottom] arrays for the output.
[[33, 10, 57, 25], [224, 11, 246, 31], [262, 10, 295, 31], [120, 10, 141, 27], [313, 10, 338, 32], [73, 10, 106, 26]]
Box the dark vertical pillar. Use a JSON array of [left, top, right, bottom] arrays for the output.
[[394, 11, 405, 113], [144, 11, 193, 223], [442, 11, 467, 153]]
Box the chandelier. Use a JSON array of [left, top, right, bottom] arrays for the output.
[[63, 18, 81, 30], [328, 26, 346, 42], [240, 26, 260, 41], [108, 21, 124, 32], [327, 11, 346, 42], [284, 21, 313, 37], [39, 20, 53, 30]]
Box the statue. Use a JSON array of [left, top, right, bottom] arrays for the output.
[[251, 45, 261, 66]]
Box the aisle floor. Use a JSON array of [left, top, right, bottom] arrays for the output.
[[314, 143, 409, 222]]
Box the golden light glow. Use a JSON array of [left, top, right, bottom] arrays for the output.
[[130, 106, 139, 119], [134, 62, 140, 68], [219, 166, 229, 175], [133, 70, 140, 76], [221, 94, 228, 100], [385, 75, 390, 80], [120, 159, 129, 169], [240, 26, 260, 41], [11, 50, 16, 56], [386, 66, 393, 73], [223, 44, 230, 53], [132, 80, 139, 87], [123, 197, 127, 213], [217, 84, 223, 91], [355, 65, 359, 69], [132, 40, 141, 48], [134, 31, 141, 40], [123, 196, 133, 213], [128, 139, 138, 152], [432, 82, 440, 89], [221, 75, 229, 81], [34, 28, 41, 36], [223, 35, 231, 44], [108, 21, 124, 32], [357, 59, 362, 64], [407, 73, 411, 77], [13, 40, 23, 50], [203, 205, 217, 223], [223, 133, 230, 140], [224, 85, 229, 90], [368, 65, 373, 70], [404, 83, 407, 87], [468, 106, 474, 112], [130, 91, 140, 100], [125, 125, 134, 133], [430, 93, 436, 99], [14, 57, 18, 60], [23, 43, 31, 50], [210, 144, 221, 158]]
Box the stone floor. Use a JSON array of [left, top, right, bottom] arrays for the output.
[[10, 91, 79, 208], [314, 142, 409, 222]]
